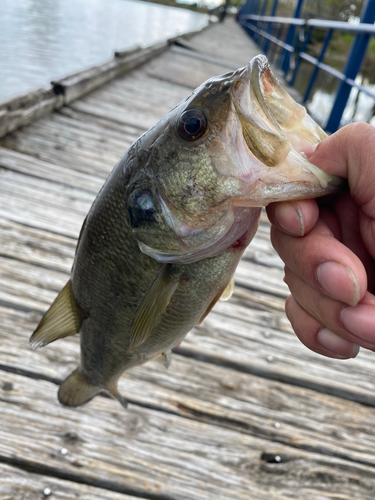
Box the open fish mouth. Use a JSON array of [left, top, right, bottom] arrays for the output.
[[231, 55, 343, 207], [128, 55, 344, 265]]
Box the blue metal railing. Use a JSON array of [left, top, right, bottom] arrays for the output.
[[237, 0, 375, 132]]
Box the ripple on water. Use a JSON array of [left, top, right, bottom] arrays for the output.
[[0, 0, 208, 101]]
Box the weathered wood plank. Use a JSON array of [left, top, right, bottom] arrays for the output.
[[0, 89, 63, 139], [0, 108, 142, 179], [52, 42, 169, 105], [182, 19, 260, 68], [0, 148, 103, 192], [1, 127, 123, 177], [70, 69, 192, 129], [0, 170, 89, 238], [2, 297, 375, 468], [3, 255, 375, 408], [147, 50, 232, 89], [1, 370, 375, 500], [57, 106, 144, 137], [0, 463, 147, 500], [0, 218, 75, 274]]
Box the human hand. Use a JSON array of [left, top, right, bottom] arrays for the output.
[[267, 122, 375, 359]]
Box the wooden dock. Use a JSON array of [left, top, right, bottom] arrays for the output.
[[1, 18, 375, 499]]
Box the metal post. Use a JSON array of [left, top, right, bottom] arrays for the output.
[[289, 25, 312, 86], [325, 0, 375, 132], [259, 0, 269, 50], [270, 24, 283, 62], [303, 28, 333, 103], [280, 0, 304, 74], [260, 0, 268, 16], [239, 0, 254, 39], [263, 0, 278, 54], [247, 0, 257, 40], [253, 0, 262, 44]]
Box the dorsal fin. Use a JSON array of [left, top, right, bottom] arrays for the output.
[[30, 280, 83, 349], [130, 265, 180, 352]]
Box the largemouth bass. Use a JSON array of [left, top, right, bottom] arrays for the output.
[[30, 55, 342, 408]]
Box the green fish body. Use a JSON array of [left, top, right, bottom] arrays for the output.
[[31, 56, 342, 407]]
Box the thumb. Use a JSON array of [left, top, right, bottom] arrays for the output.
[[308, 122, 375, 213]]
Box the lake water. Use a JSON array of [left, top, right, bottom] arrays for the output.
[[0, 0, 208, 102], [293, 59, 375, 128]]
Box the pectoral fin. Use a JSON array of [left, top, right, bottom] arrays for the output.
[[130, 265, 180, 351], [30, 280, 83, 349]]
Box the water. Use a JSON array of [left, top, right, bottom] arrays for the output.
[[292, 59, 375, 129], [0, 0, 208, 102]]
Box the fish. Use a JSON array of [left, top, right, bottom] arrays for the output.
[[30, 55, 342, 408]]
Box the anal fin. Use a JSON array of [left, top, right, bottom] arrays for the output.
[[58, 369, 101, 407], [30, 280, 83, 349], [154, 349, 172, 369]]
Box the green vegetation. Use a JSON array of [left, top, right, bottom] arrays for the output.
[[275, 0, 365, 20], [308, 29, 375, 84], [276, 0, 375, 83]]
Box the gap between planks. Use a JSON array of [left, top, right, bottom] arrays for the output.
[[2, 369, 375, 500]]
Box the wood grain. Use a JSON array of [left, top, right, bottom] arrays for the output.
[[0, 463, 146, 500], [1, 371, 375, 500], [0, 89, 63, 139]]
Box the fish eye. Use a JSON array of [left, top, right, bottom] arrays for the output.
[[177, 109, 207, 141], [127, 189, 156, 229]]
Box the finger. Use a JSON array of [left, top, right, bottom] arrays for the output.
[[266, 199, 319, 236], [319, 207, 341, 240], [360, 211, 375, 285], [271, 219, 367, 306], [309, 122, 375, 213], [285, 295, 359, 359], [334, 193, 375, 289], [285, 267, 375, 351]]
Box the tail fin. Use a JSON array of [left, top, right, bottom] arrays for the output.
[[108, 386, 128, 409], [58, 369, 128, 409], [58, 369, 101, 407]]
